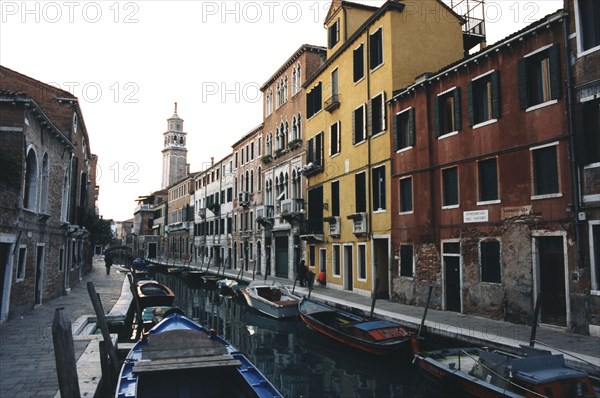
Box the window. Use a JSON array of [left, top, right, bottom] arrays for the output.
[[16, 246, 26, 280], [399, 177, 413, 213], [357, 244, 366, 280], [319, 248, 327, 273], [372, 166, 386, 211], [331, 181, 340, 217], [581, 99, 600, 164], [468, 71, 500, 126], [532, 144, 559, 196], [257, 167, 262, 191], [480, 239, 501, 283], [478, 158, 498, 202], [355, 172, 366, 213], [399, 245, 414, 277], [370, 92, 386, 135], [24, 149, 38, 210], [435, 88, 461, 137], [393, 108, 415, 151], [40, 153, 49, 214], [369, 28, 383, 70], [333, 245, 341, 276], [307, 82, 322, 118], [590, 223, 600, 291], [307, 132, 324, 167], [309, 245, 316, 267], [442, 167, 459, 207], [353, 104, 366, 144], [576, 0, 600, 52], [330, 121, 340, 156], [353, 43, 364, 82], [328, 19, 340, 49], [518, 45, 561, 109]]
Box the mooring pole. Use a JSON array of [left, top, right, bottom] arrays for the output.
[[418, 286, 433, 339], [52, 307, 81, 398], [530, 297, 542, 347]]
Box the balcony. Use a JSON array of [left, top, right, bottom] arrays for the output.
[[301, 162, 323, 177], [299, 219, 324, 242], [256, 205, 274, 228], [198, 208, 206, 219], [238, 192, 250, 207], [347, 212, 367, 236], [324, 93, 340, 113], [280, 198, 305, 223], [134, 204, 154, 213]]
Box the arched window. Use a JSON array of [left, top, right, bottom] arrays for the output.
[[257, 167, 262, 191], [292, 116, 298, 141], [266, 133, 272, 155], [295, 64, 302, 93], [24, 148, 38, 210], [40, 153, 49, 214], [266, 179, 272, 205], [283, 76, 288, 103], [250, 170, 254, 193], [60, 167, 70, 222], [284, 121, 289, 148], [297, 113, 302, 140], [245, 170, 250, 192], [284, 172, 289, 200]]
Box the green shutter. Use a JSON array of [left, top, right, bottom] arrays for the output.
[[491, 71, 501, 119], [467, 82, 474, 127], [366, 100, 373, 136], [518, 58, 529, 109], [453, 87, 462, 131], [549, 44, 562, 100], [434, 96, 440, 137], [408, 108, 415, 147]]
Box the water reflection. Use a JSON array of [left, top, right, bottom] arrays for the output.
[[157, 275, 430, 398]]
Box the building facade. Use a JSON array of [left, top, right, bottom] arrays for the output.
[[302, 0, 466, 298], [258, 44, 326, 281], [132, 190, 167, 259], [0, 65, 97, 320], [166, 176, 195, 262], [567, 0, 600, 336], [388, 10, 593, 332], [161, 103, 188, 190]]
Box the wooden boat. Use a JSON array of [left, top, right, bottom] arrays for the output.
[[240, 281, 301, 319], [135, 280, 175, 309], [180, 269, 206, 288], [115, 312, 283, 398], [200, 274, 222, 288], [298, 297, 411, 356], [411, 335, 598, 398]]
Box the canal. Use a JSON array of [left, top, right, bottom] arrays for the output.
[[155, 274, 444, 398]]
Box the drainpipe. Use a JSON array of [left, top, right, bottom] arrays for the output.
[[563, 15, 585, 270]]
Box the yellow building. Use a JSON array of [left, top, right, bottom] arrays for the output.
[[302, 0, 466, 298]]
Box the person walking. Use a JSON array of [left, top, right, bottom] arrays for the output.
[[297, 259, 308, 287]]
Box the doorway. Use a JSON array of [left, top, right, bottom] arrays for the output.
[[148, 243, 157, 259], [275, 236, 288, 278], [373, 238, 390, 299], [0, 243, 12, 321], [443, 241, 461, 312], [536, 236, 567, 327], [35, 245, 45, 305], [343, 244, 353, 290]]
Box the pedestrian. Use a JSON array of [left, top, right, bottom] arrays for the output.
[[297, 259, 308, 287], [105, 256, 112, 275]]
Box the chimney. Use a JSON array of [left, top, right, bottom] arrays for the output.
[[211, 157, 214, 167]]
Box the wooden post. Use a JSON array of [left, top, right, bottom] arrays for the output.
[[87, 282, 119, 374], [52, 307, 81, 398], [370, 277, 380, 319], [418, 286, 433, 338], [530, 297, 542, 347]]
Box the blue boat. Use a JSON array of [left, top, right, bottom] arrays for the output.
[[115, 312, 283, 398]]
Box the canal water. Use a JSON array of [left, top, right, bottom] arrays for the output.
[[156, 274, 443, 398]]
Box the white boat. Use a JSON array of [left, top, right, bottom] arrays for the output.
[[240, 281, 301, 319]]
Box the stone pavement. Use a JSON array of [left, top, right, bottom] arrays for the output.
[[0, 258, 127, 398]]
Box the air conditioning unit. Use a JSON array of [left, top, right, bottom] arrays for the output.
[[238, 192, 249, 205], [351, 213, 367, 235], [328, 216, 340, 237]]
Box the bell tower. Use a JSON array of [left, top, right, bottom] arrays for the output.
[[161, 103, 188, 189]]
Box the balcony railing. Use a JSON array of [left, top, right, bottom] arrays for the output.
[[324, 93, 340, 112], [280, 198, 304, 215], [134, 204, 154, 213]]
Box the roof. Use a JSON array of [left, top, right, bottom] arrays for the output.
[[231, 123, 264, 148], [391, 9, 567, 101], [260, 44, 326, 91]]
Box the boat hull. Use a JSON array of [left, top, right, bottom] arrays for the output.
[[135, 281, 175, 309], [115, 313, 282, 398], [241, 283, 300, 319], [298, 297, 410, 357]]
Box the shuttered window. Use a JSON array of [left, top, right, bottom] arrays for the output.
[[372, 165, 386, 211], [331, 181, 340, 217], [330, 121, 340, 156], [355, 172, 366, 213], [353, 44, 365, 82], [328, 19, 340, 49], [435, 88, 461, 137], [353, 104, 366, 144], [307, 82, 322, 118], [577, 0, 600, 51], [518, 44, 561, 109], [369, 28, 383, 70], [393, 108, 415, 151], [399, 176, 413, 213], [468, 71, 500, 126], [370, 92, 386, 135]]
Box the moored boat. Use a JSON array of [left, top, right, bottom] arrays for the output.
[[240, 281, 301, 319], [135, 280, 175, 310], [216, 278, 239, 296], [298, 297, 411, 356], [115, 312, 283, 398], [411, 335, 598, 398]]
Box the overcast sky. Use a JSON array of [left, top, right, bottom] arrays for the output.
[[0, 0, 562, 221]]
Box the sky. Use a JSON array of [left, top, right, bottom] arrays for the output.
[[0, 0, 562, 222]]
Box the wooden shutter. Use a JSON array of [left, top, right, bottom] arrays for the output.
[[453, 88, 462, 131], [549, 44, 562, 100], [491, 71, 501, 119], [517, 58, 529, 109], [367, 100, 373, 136], [352, 108, 357, 144], [408, 108, 415, 147], [391, 111, 398, 151], [466, 81, 474, 127], [381, 92, 387, 132], [434, 96, 440, 137]]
